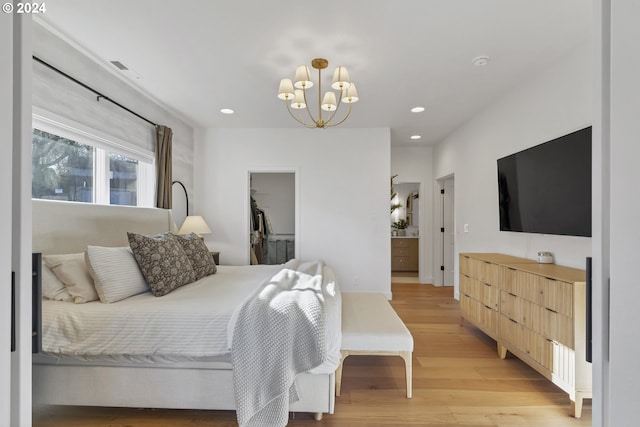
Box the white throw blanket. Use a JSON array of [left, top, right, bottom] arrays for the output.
[[231, 260, 328, 427]]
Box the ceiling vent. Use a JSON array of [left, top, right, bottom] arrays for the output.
[[109, 60, 141, 80], [110, 60, 129, 71]]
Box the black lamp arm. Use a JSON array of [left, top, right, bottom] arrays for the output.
[[172, 180, 189, 217]]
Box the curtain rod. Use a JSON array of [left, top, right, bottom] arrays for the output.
[[32, 56, 158, 128]]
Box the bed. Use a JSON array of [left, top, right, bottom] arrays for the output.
[[31, 199, 341, 425]]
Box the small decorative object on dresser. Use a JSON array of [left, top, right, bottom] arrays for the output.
[[391, 219, 409, 236]]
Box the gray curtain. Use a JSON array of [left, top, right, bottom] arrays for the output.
[[155, 125, 173, 209]]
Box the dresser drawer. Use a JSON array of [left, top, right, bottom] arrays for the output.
[[392, 238, 410, 248], [394, 247, 411, 257], [392, 256, 412, 271]]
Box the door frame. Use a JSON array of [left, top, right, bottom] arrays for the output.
[[245, 168, 300, 265], [434, 174, 455, 288], [2, 9, 32, 426]]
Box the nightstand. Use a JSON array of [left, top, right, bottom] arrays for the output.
[[210, 251, 220, 265]]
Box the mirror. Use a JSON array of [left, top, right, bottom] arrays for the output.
[[391, 182, 420, 237], [249, 172, 295, 264]]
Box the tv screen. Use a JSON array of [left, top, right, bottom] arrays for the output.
[[497, 126, 592, 237]]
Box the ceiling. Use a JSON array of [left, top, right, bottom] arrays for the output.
[[37, 0, 592, 146]]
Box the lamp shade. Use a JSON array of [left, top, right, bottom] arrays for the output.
[[321, 91, 338, 111], [277, 79, 295, 100], [341, 83, 359, 103], [331, 66, 351, 90], [178, 215, 212, 236], [294, 65, 313, 89], [291, 89, 307, 109]]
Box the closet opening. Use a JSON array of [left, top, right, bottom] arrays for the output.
[[248, 171, 297, 265]]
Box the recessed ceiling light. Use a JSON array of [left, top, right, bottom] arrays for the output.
[[410, 135, 422, 140], [472, 56, 490, 67], [411, 107, 425, 113], [220, 108, 234, 114]]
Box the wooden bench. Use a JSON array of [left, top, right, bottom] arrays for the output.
[[336, 292, 414, 398]]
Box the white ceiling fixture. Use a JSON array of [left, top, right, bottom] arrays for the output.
[[410, 135, 422, 140], [472, 56, 490, 67], [411, 107, 425, 113], [220, 108, 234, 115], [277, 58, 359, 129]]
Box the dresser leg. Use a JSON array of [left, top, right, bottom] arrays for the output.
[[572, 393, 586, 418], [497, 342, 507, 359]]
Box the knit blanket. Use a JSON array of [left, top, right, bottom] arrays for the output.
[[231, 260, 328, 427]]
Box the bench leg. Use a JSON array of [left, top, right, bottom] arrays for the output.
[[400, 351, 412, 398], [335, 350, 349, 397]]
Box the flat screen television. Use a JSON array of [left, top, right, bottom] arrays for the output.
[[497, 126, 592, 237]]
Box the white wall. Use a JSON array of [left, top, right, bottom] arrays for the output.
[[31, 21, 196, 210], [391, 145, 434, 284], [194, 128, 391, 296], [433, 41, 592, 298]]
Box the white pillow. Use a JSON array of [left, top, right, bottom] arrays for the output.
[[44, 253, 99, 304], [85, 246, 149, 303], [41, 261, 73, 302]]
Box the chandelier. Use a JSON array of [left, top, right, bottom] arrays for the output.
[[277, 58, 359, 128]]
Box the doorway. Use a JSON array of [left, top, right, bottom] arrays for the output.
[[391, 181, 420, 283], [249, 172, 296, 265], [436, 176, 454, 287]]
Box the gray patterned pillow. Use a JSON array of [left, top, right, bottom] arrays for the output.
[[175, 232, 217, 279], [127, 231, 197, 297]]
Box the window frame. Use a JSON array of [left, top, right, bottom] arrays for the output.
[[32, 108, 155, 207]]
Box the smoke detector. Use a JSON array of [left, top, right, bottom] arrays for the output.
[[472, 56, 490, 67]]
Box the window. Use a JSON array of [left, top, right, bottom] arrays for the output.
[[32, 129, 95, 203], [31, 113, 154, 207]]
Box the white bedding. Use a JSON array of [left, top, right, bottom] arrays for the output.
[[42, 264, 288, 358], [41, 261, 342, 375]]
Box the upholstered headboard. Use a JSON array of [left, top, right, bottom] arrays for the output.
[[32, 199, 177, 254]]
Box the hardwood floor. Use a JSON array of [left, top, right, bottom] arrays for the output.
[[32, 283, 592, 426]]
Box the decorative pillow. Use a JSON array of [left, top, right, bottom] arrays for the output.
[[41, 261, 73, 302], [85, 246, 149, 303], [175, 233, 217, 279], [127, 232, 197, 297], [43, 253, 99, 304]]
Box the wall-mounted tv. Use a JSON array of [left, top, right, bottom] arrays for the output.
[[497, 126, 592, 237]]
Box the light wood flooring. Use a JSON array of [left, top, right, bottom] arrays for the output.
[[33, 282, 592, 426]]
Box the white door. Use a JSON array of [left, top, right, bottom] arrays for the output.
[[1, 10, 32, 426], [442, 178, 455, 287]]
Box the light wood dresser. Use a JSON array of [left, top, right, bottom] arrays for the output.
[[391, 238, 418, 272], [459, 253, 592, 418]]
